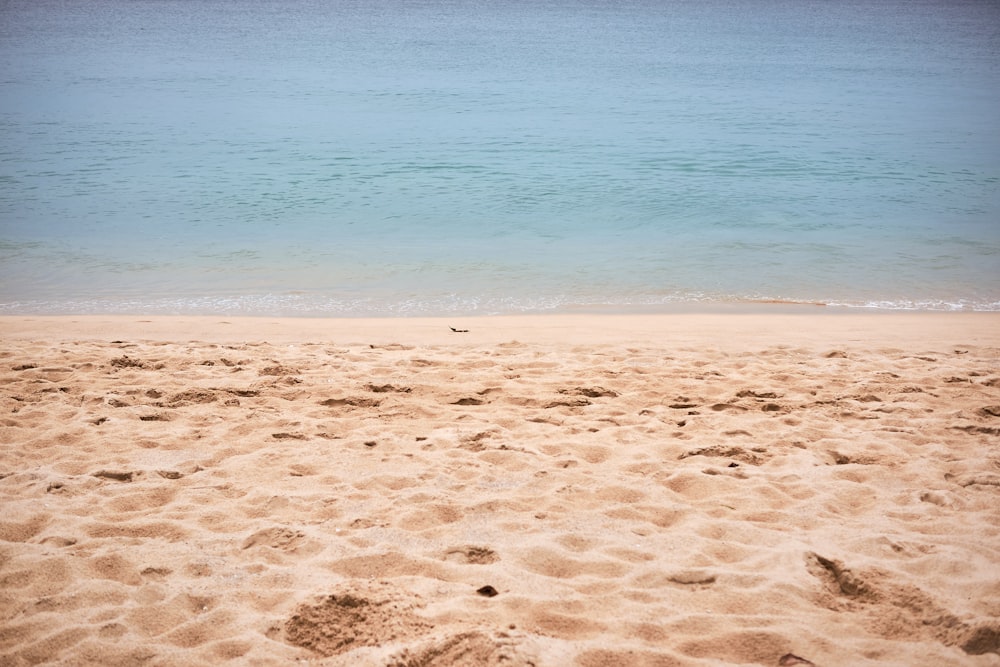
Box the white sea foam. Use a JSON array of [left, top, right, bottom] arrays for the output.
[[3, 292, 998, 318]]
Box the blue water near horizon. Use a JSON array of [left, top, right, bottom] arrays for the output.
[[2, 0, 999, 316]]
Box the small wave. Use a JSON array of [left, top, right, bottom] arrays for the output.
[[825, 299, 1000, 313]]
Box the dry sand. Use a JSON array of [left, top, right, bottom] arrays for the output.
[[1, 312, 999, 666]]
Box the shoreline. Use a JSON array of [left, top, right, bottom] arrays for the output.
[[2, 310, 999, 347], [3, 297, 997, 321]]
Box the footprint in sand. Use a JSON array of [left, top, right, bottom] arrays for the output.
[[366, 383, 412, 393], [453, 397, 486, 406], [271, 432, 306, 440], [710, 403, 748, 412], [110, 356, 147, 369], [390, 631, 535, 667], [318, 397, 381, 409], [667, 570, 718, 587], [806, 551, 998, 656], [736, 389, 780, 399], [241, 527, 307, 552], [163, 389, 218, 407], [679, 445, 764, 465], [520, 546, 629, 579], [259, 364, 299, 376], [559, 386, 619, 398], [442, 545, 499, 564], [92, 470, 136, 482]]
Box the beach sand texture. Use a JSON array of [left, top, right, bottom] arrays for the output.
[[1, 314, 999, 666]]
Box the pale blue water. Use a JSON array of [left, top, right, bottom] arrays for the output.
[[2, 0, 999, 315]]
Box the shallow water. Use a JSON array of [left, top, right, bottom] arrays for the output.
[[2, 0, 999, 315]]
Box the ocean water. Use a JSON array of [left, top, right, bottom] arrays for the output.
[[2, 0, 999, 316]]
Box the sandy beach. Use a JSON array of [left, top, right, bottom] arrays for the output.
[[1, 312, 998, 666]]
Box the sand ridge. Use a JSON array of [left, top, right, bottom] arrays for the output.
[[1, 314, 999, 665]]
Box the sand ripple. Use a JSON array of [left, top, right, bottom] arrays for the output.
[[1, 318, 998, 665]]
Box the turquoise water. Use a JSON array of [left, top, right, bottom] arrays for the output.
[[2, 0, 999, 315]]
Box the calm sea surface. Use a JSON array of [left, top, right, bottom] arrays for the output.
[[2, 0, 999, 315]]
